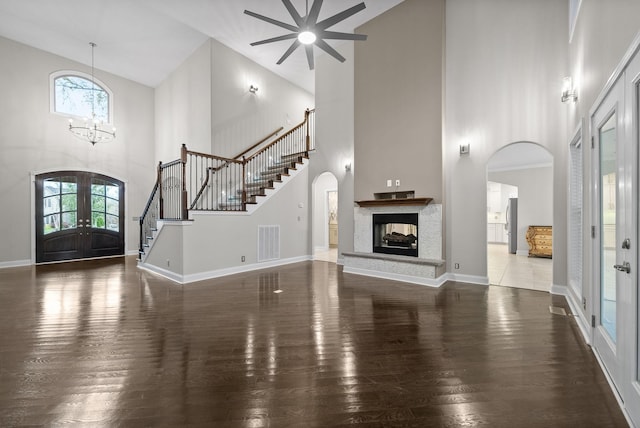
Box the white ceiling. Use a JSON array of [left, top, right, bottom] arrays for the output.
[[0, 0, 404, 93]]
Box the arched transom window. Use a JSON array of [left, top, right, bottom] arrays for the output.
[[50, 71, 113, 124]]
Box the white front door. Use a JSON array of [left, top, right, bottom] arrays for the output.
[[592, 73, 625, 391], [592, 45, 640, 426], [623, 46, 640, 426]]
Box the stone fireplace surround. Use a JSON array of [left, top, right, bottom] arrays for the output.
[[343, 199, 446, 287]]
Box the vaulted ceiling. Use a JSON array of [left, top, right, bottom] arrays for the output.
[[0, 0, 404, 93]]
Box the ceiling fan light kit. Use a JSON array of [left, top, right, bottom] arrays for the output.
[[298, 30, 317, 45], [244, 0, 368, 70]]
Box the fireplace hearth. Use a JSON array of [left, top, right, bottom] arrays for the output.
[[373, 213, 418, 257]]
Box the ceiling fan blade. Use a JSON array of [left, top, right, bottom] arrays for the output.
[[306, 0, 324, 26], [314, 39, 345, 63], [319, 31, 368, 41], [316, 2, 366, 30], [250, 33, 298, 46], [281, 0, 304, 26], [305, 44, 315, 70], [277, 40, 301, 65], [244, 10, 299, 32]]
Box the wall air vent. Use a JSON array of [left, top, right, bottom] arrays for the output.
[[258, 225, 280, 262]]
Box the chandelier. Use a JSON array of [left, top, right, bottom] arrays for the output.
[[68, 42, 116, 145]]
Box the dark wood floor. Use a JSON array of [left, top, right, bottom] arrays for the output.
[[0, 257, 629, 427]]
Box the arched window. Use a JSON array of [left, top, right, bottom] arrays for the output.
[[50, 71, 113, 124]]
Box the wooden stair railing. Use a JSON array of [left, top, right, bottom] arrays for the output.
[[230, 126, 284, 161], [188, 126, 283, 210], [138, 109, 315, 260], [138, 159, 183, 258], [186, 108, 314, 212]]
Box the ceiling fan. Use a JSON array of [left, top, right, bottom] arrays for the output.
[[244, 0, 368, 70]]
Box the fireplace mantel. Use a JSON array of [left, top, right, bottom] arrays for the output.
[[355, 198, 432, 208]]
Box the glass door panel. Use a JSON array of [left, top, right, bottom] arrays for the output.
[[600, 112, 618, 342]]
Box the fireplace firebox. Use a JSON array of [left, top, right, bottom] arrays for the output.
[[373, 213, 418, 257]]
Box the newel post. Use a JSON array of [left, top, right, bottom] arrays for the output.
[[241, 156, 247, 211], [181, 144, 188, 220], [157, 161, 164, 220], [305, 108, 311, 152]]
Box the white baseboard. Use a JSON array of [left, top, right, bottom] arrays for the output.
[[516, 250, 529, 256], [342, 266, 447, 288], [136, 262, 184, 283], [0, 259, 31, 269], [564, 291, 592, 346], [549, 283, 592, 346], [138, 255, 312, 284], [549, 283, 567, 295], [591, 345, 634, 428], [445, 272, 490, 285]]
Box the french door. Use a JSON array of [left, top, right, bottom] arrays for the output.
[[592, 75, 626, 390], [592, 47, 640, 425], [35, 171, 124, 263]]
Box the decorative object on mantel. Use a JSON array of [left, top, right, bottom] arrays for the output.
[[374, 191, 415, 200], [356, 197, 432, 207], [526, 225, 552, 258], [68, 42, 116, 145]]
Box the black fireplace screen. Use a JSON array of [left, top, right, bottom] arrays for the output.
[[372, 213, 418, 257]]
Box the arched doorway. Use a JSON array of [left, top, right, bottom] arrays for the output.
[[312, 172, 338, 263], [35, 171, 125, 263], [486, 142, 553, 291]]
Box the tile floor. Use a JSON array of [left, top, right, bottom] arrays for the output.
[[488, 243, 553, 291], [314, 247, 338, 263]]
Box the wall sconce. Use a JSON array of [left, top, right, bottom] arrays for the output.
[[459, 144, 470, 155], [249, 84, 259, 94], [345, 162, 352, 172], [561, 76, 577, 103]]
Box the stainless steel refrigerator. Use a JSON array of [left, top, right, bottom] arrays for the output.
[[505, 198, 518, 254]]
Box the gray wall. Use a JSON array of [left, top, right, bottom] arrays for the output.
[[144, 166, 310, 279], [568, 0, 640, 134], [445, 0, 568, 284], [0, 36, 156, 265], [566, 0, 640, 317], [313, 42, 355, 262], [354, 0, 444, 203], [155, 39, 314, 163], [211, 40, 314, 158], [155, 40, 212, 161]]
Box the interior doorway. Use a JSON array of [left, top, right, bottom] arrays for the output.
[[486, 142, 553, 291], [312, 172, 338, 263]]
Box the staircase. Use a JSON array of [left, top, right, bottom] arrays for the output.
[[138, 109, 314, 261], [219, 151, 309, 210]]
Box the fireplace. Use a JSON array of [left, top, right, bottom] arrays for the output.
[[372, 213, 418, 257]]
